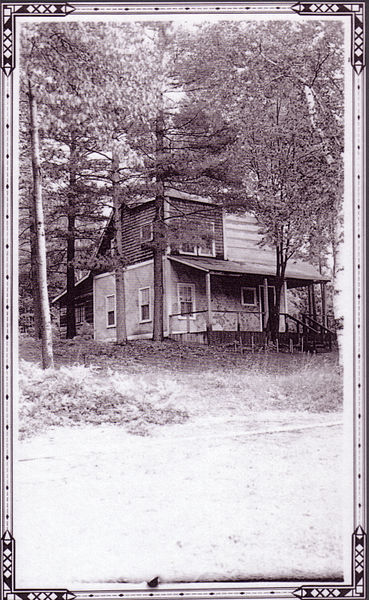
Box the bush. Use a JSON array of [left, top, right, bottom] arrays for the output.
[[18, 360, 188, 439]]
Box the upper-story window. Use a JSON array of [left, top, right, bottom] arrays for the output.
[[179, 222, 215, 257], [140, 223, 153, 244], [198, 223, 215, 256]]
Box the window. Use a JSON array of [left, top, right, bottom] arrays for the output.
[[106, 294, 116, 327], [179, 222, 215, 257], [140, 223, 153, 243], [178, 283, 195, 318], [75, 305, 85, 324], [139, 287, 152, 323], [241, 287, 257, 306], [198, 223, 215, 256], [180, 241, 197, 255]]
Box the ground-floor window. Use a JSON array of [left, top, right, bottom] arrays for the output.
[[106, 294, 116, 327], [177, 283, 195, 318], [241, 286, 257, 307], [139, 287, 152, 322], [75, 305, 85, 324]]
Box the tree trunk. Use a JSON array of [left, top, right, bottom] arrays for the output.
[[269, 243, 285, 342], [270, 279, 283, 343], [66, 138, 77, 339], [152, 109, 165, 342], [27, 78, 54, 369], [28, 196, 42, 339], [112, 150, 127, 343]]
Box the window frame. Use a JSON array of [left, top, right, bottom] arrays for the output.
[[241, 286, 257, 307], [177, 283, 196, 319], [75, 305, 86, 325], [106, 294, 116, 328], [138, 286, 152, 323], [178, 241, 197, 256]]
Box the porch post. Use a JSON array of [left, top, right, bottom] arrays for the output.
[[320, 281, 327, 328], [263, 278, 269, 330], [311, 283, 317, 321], [205, 271, 213, 335], [307, 284, 312, 317], [280, 281, 288, 332]]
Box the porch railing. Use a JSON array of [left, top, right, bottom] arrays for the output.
[[282, 313, 335, 352], [168, 310, 336, 352], [168, 309, 262, 335]]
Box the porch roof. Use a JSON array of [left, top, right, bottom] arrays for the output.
[[168, 255, 329, 283]]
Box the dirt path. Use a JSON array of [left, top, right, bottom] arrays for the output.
[[14, 411, 343, 588]]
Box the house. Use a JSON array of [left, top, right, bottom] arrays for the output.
[[53, 188, 332, 349]]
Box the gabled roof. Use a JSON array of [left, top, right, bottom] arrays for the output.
[[168, 255, 329, 283]]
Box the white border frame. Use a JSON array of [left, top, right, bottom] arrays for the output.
[[0, 2, 366, 600]]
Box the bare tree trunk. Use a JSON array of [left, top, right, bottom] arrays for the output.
[[66, 138, 77, 339], [112, 149, 127, 343], [152, 109, 165, 342], [27, 78, 54, 369], [28, 196, 42, 339]]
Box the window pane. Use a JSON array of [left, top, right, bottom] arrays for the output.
[[107, 310, 115, 326], [107, 295, 115, 311], [75, 306, 85, 324], [181, 242, 196, 253], [242, 288, 255, 305], [141, 304, 150, 321], [179, 285, 192, 302], [180, 301, 193, 315], [141, 288, 149, 304]]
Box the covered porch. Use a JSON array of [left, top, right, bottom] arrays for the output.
[[166, 255, 333, 352]]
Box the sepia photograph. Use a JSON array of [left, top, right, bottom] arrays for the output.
[[0, 2, 366, 599]]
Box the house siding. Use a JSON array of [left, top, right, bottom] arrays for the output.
[[225, 212, 275, 265], [93, 273, 116, 342], [124, 262, 155, 338], [94, 262, 156, 341], [121, 203, 155, 265], [58, 275, 93, 330]]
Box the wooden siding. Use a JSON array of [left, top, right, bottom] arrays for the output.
[[121, 202, 156, 265], [225, 213, 271, 262], [98, 196, 224, 267]]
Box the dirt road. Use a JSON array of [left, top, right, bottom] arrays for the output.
[[14, 411, 343, 588]]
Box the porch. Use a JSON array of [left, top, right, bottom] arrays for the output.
[[167, 310, 336, 352], [167, 255, 335, 352]]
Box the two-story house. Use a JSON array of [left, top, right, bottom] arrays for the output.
[[53, 188, 331, 348]]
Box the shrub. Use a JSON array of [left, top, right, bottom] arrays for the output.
[[18, 360, 188, 439]]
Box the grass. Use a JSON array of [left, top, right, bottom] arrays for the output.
[[18, 335, 343, 439]]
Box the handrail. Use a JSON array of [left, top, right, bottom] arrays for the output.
[[281, 313, 321, 335], [301, 314, 335, 336], [169, 309, 264, 318]]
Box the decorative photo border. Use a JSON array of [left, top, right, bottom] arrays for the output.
[[0, 2, 366, 599]]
